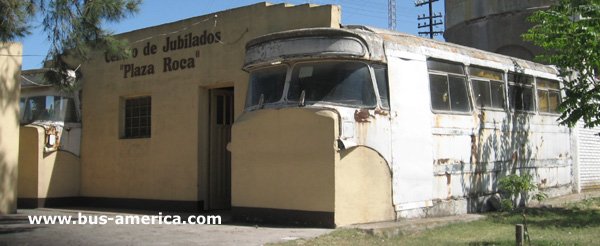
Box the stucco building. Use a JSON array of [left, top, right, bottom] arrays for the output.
[[0, 42, 22, 214], [77, 2, 339, 211]]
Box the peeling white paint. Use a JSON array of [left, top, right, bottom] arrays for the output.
[[241, 25, 577, 219]]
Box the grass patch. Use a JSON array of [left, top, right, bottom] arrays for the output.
[[274, 197, 600, 246]]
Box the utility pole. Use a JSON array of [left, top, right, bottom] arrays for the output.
[[415, 0, 443, 39], [388, 0, 397, 30]]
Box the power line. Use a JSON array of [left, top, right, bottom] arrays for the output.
[[415, 0, 443, 39], [294, 0, 415, 23], [341, 4, 387, 15], [337, 0, 389, 14], [0, 54, 45, 56]]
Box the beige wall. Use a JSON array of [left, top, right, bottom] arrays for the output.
[[0, 42, 22, 214], [18, 126, 80, 199], [17, 126, 39, 198], [231, 108, 338, 212], [80, 3, 340, 204], [335, 147, 395, 226], [231, 108, 396, 227]]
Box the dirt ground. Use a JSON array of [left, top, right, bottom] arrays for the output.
[[3, 191, 599, 246], [0, 208, 331, 246]]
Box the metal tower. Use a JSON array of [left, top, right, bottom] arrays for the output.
[[388, 0, 397, 30]]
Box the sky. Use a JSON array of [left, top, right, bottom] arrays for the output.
[[19, 0, 445, 70]]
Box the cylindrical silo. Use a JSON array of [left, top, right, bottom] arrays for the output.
[[444, 0, 557, 61]]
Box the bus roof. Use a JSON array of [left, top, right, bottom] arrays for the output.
[[246, 25, 559, 78]]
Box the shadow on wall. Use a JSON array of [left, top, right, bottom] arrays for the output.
[[44, 150, 80, 200], [462, 66, 535, 211], [0, 44, 21, 120], [466, 108, 533, 209], [17, 125, 81, 208], [0, 148, 18, 214], [0, 43, 22, 214]]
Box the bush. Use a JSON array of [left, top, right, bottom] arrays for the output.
[[500, 199, 514, 212], [498, 174, 547, 210]]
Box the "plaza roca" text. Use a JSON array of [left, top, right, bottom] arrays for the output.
[[104, 30, 221, 79]]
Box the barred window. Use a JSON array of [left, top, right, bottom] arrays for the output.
[[427, 59, 471, 113], [536, 78, 561, 114], [124, 96, 151, 138]]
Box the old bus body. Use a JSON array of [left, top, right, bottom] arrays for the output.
[[230, 26, 571, 227], [17, 69, 82, 207]]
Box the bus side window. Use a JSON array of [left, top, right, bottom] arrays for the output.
[[508, 72, 535, 112], [536, 78, 561, 114], [373, 65, 389, 109], [469, 66, 505, 110], [427, 59, 471, 113]]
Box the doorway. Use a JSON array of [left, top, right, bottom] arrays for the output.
[[208, 87, 233, 210]]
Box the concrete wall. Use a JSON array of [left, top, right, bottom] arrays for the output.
[[79, 3, 340, 207], [445, 0, 557, 28], [335, 146, 395, 226], [231, 108, 395, 227], [231, 108, 337, 213], [444, 0, 557, 60], [17, 127, 39, 199], [18, 126, 80, 200], [0, 42, 22, 214]]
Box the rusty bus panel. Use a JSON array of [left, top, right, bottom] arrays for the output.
[[235, 25, 576, 225]]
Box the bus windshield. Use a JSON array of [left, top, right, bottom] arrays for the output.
[[246, 66, 287, 108], [287, 61, 376, 107], [246, 61, 379, 109], [21, 95, 78, 124]]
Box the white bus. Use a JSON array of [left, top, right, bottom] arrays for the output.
[[230, 26, 572, 227], [20, 69, 81, 155]]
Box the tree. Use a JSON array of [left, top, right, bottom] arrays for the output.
[[0, 1, 35, 40], [0, 0, 141, 88], [498, 174, 547, 246], [523, 0, 600, 128]]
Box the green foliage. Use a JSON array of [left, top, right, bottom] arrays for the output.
[[533, 191, 549, 203], [498, 174, 548, 245], [498, 174, 536, 197], [275, 198, 600, 246], [1, 0, 141, 88], [498, 174, 547, 210], [0, 0, 36, 41], [523, 0, 600, 128], [500, 198, 514, 212]]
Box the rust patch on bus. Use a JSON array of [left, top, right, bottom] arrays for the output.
[[437, 158, 451, 165], [470, 134, 478, 164], [354, 109, 372, 122], [434, 115, 442, 128], [374, 108, 389, 116], [355, 120, 370, 145], [446, 171, 452, 198]]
